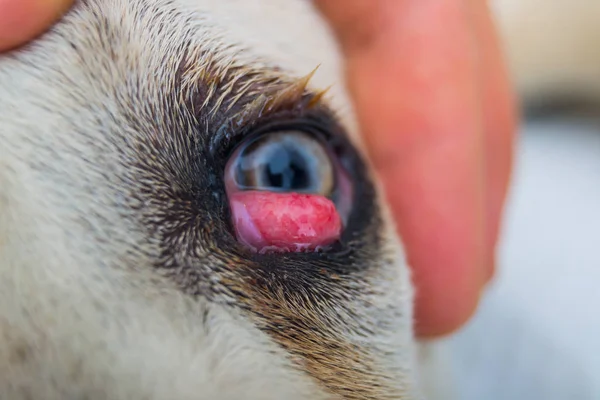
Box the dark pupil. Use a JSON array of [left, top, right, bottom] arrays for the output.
[[235, 139, 320, 193], [263, 146, 309, 191]]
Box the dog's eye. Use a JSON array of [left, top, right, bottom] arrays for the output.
[[225, 130, 351, 253], [228, 131, 335, 196]]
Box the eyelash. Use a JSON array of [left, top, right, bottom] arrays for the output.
[[211, 109, 346, 169]]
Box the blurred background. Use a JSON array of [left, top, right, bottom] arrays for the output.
[[448, 2, 600, 399]]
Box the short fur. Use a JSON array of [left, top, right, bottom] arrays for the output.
[[0, 1, 417, 399], [1, 0, 598, 399]]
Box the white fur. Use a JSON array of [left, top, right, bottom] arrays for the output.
[[1, 0, 598, 399], [0, 1, 417, 399]]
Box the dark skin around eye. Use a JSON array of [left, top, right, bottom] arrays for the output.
[[0, 0, 516, 338]]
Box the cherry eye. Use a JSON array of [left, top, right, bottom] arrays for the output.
[[225, 130, 351, 254]]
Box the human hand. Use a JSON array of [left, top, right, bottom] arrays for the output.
[[0, 0, 73, 51], [315, 0, 517, 337]]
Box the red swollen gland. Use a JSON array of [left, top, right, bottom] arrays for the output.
[[229, 191, 342, 253]]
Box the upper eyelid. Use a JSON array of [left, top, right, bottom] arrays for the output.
[[175, 52, 342, 161], [209, 107, 339, 162], [202, 88, 340, 159]]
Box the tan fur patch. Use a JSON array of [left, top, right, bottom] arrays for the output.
[[216, 269, 409, 400]]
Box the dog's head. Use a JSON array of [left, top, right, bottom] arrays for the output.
[[0, 1, 424, 399]]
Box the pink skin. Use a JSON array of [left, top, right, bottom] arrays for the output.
[[229, 191, 342, 253]]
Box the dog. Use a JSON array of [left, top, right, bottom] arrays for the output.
[[1, 1, 598, 399], [0, 1, 426, 399]]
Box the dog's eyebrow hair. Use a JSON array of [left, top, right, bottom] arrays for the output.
[[178, 47, 325, 113], [175, 50, 334, 153]]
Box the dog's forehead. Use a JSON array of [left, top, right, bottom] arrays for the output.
[[53, 0, 360, 144], [179, 0, 352, 114]]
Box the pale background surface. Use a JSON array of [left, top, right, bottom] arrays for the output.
[[449, 116, 600, 400]]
